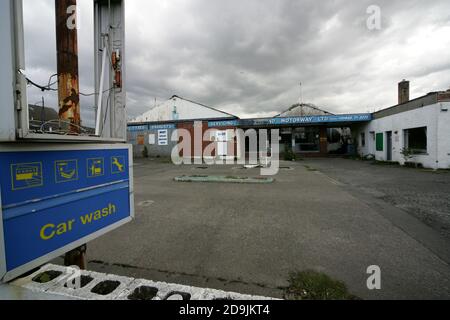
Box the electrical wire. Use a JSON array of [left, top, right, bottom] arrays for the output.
[[38, 119, 90, 136], [47, 73, 58, 87], [19, 70, 58, 92], [19, 70, 114, 97], [79, 87, 115, 97], [20, 23, 122, 138]]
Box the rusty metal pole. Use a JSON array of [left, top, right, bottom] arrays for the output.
[[64, 244, 87, 270], [56, 0, 86, 269], [55, 0, 81, 134]]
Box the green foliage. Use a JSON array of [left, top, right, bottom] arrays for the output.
[[284, 149, 297, 161], [284, 270, 359, 300], [303, 165, 318, 172], [32, 271, 62, 284], [400, 148, 414, 162]]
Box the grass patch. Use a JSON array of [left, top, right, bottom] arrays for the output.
[[283, 149, 297, 161], [32, 271, 62, 283], [422, 168, 450, 174], [303, 165, 318, 172], [284, 270, 359, 300], [373, 160, 400, 166], [343, 155, 363, 161]]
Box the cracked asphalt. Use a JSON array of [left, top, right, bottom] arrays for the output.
[[55, 158, 450, 300]]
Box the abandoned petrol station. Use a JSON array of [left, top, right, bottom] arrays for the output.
[[128, 81, 450, 170]]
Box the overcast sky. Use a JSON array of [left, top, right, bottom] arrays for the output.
[[23, 0, 450, 126]]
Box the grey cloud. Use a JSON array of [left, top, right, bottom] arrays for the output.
[[21, 0, 450, 122]]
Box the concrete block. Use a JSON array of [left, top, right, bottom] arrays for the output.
[[10, 264, 70, 294], [11, 264, 277, 300], [115, 278, 163, 301], [49, 270, 134, 300]]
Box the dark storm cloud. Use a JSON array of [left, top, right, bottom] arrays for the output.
[[22, 0, 450, 122]]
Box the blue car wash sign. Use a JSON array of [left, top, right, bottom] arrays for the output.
[[0, 144, 134, 281]]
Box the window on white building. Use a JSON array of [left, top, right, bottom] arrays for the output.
[[360, 132, 366, 147], [404, 127, 427, 154]]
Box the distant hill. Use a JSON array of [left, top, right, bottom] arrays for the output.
[[28, 104, 94, 135]]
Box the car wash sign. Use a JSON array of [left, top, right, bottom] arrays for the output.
[[0, 144, 134, 281]]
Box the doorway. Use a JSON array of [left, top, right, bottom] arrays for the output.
[[216, 131, 228, 157], [386, 131, 393, 161]]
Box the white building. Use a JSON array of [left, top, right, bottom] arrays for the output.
[[130, 95, 237, 123], [128, 95, 238, 158], [355, 82, 450, 169]]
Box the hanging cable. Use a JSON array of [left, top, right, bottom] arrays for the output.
[[19, 70, 114, 97], [79, 87, 115, 97], [47, 73, 58, 87], [39, 119, 89, 135], [19, 70, 58, 92]]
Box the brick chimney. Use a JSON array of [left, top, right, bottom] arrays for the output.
[[398, 80, 410, 105]]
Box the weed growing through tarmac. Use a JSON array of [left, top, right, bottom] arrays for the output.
[[32, 271, 62, 283], [283, 270, 359, 300], [303, 165, 318, 172], [373, 160, 400, 166]]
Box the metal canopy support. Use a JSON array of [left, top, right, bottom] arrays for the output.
[[0, 0, 16, 142], [1, 0, 126, 142], [1, 0, 131, 283], [94, 0, 126, 141], [0, 0, 27, 142], [95, 46, 107, 136]]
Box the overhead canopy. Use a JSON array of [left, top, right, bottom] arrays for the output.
[[209, 114, 373, 128]]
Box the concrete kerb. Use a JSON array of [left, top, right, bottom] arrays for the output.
[[10, 264, 277, 300], [116, 278, 206, 300], [9, 263, 70, 293], [10, 264, 133, 300], [191, 288, 273, 300], [46, 270, 134, 300], [117, 278, 274, 300]]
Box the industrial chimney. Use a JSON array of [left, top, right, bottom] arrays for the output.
[[398, 80, 410, 105]]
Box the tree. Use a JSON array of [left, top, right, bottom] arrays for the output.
[[142, 146, 149, 158]]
